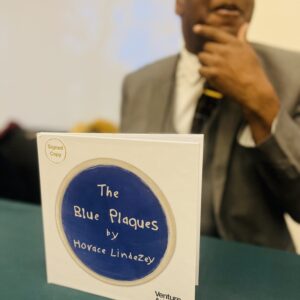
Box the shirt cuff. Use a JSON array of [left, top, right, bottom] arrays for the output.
[[238, 115, 279, 148]]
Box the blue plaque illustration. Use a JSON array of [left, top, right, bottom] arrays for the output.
[[56, 159, 176, 285]]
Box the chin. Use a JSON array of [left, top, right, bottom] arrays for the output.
[[188, 39, 207, 54]]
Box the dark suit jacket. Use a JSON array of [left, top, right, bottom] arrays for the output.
[[120, 43, 300, 251]]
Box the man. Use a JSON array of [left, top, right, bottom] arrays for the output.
[[121, 0, 300, 251]]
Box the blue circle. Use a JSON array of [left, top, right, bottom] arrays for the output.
[[60, 164, 170, 282]]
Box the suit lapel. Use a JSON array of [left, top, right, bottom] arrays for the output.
[[146, 56, 179, 133], [211, 99, 243, 236]]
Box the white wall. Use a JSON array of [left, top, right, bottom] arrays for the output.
[[0, 0, 299, 130], [0, 0, 180, 130], [249, 0, 300, 52]]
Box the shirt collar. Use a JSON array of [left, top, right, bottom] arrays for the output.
[[177, 47, 202, 85]]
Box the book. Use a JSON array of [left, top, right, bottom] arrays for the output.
[[37, 133, 203, 300]]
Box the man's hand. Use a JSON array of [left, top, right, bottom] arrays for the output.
[[193, 24, 280, 143]]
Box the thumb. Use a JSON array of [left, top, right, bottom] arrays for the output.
[[237, 23, 249, 42]]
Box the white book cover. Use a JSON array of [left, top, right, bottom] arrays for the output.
[[37, 133, 203, 300]]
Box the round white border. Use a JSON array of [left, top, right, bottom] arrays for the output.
[[56, 158, 176, 286]]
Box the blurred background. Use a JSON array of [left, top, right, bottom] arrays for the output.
[[1, 0, 300, 131]]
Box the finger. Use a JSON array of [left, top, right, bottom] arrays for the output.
[[193, 24, 235, 44], [198, 52, 221, 67], [203, 42, 227, 54], [199, 66, 219, 80], [237, 23, 249, 42]]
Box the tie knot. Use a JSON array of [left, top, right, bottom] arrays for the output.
[[191, 85, 223, 133]]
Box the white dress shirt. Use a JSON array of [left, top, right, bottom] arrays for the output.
[[174, 48, 204, 134]]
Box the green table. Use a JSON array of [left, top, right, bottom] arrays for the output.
[[1, 199, 300, 300]]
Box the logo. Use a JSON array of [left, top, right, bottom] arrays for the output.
[[155, 291, 181, 300]]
